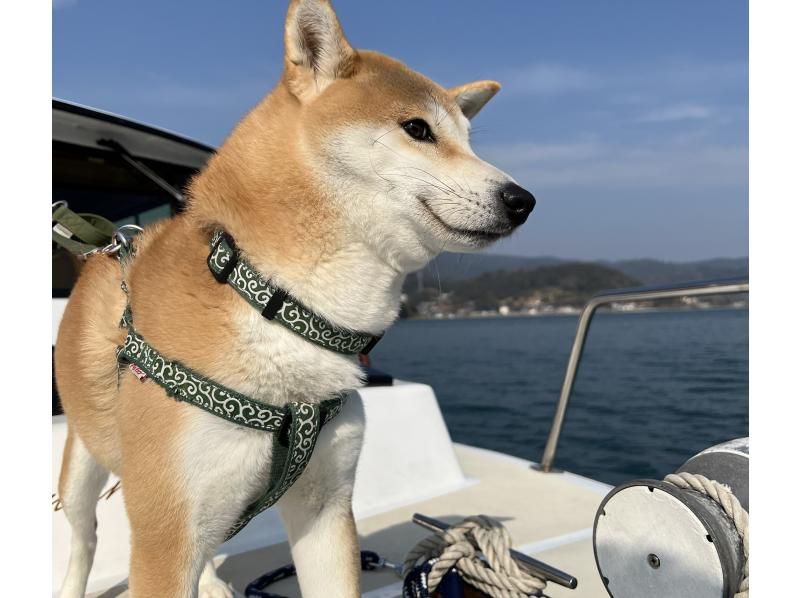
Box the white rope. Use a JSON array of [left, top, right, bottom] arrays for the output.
[[403, 515, 546, 597], [665, 472, 749, 598]]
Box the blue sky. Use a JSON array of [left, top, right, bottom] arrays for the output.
[[53, 0, 748, 261]]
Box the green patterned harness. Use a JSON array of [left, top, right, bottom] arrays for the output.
[[108, 229, 376, 540], [207, 231, 381, 355], [53, 203, 371, 538], [116, 306, 346, 539]]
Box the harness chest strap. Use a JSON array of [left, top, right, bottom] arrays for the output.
[[116, 307, 346, 540], [207, 230, 382, 356]]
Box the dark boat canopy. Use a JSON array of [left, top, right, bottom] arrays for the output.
[[52, 99, 216, 296], [53, 98, 216, 223], [53, 98, 214, 169]]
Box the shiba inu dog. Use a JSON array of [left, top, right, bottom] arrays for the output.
[[54, 1, 535, 596]]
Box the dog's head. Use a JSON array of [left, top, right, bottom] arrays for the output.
[[281, 0, 535, 269], [201, 0, 536, 273]]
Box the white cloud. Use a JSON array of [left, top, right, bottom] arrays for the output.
[[503, 63, 596, 95], [635, 103, 714, 123], [479, 139, 747, 191], [481, 141, 603, 167], [655, 60, 747, 89], [500, 59, 747, 103], [484, 59, 747, 194]]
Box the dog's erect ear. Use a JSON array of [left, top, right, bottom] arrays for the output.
[[284, 0, 357, 101], [448, 81, 501, 120]]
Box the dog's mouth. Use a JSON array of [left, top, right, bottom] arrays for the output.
[[418, 198, 512, 244]]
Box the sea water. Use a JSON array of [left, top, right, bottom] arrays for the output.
[[371, 308, 748, 485]]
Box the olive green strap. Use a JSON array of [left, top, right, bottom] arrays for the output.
[[52, 204, 116, 256]]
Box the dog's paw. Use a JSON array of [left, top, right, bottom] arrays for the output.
[[198, 577, 236, 598]]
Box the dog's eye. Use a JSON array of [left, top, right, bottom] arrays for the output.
[[401, 119, 434, 142]]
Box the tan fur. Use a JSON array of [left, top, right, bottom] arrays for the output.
[[57, 220, 200, 595], [55, 2, 527, 596], [55, 253, 127, 473], [448, 80, 502, 120], [120, 372, 194, 596]]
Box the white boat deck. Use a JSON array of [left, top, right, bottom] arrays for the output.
[[213, 443, 611, 598], [86, 444, 610, 597], [53, 381, 612, 597]]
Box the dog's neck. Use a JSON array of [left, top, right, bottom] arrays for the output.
[[187, 95, 408, 335], [268, 236, 407, 334]]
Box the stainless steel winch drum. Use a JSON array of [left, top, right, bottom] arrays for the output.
[[593, 438, 749, 598]]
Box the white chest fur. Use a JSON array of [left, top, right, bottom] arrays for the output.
[[216, 301, 366, 406]]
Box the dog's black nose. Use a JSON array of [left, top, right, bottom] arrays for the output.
[[498, 183, 536, 225]]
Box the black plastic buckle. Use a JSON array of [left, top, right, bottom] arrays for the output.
[[208, 232, 239, 284], [360, 333, 383, 355], [261, 288, 288, 321]]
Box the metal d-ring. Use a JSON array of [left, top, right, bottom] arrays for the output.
[[52, 200, 68, 212], [78, 224, 144, 260], [113, 224, 144, 249]]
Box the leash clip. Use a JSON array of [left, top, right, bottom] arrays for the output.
[[79, 224, 143, 261]]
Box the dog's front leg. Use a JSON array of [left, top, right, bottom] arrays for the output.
[[279, 396, 365, 598], [282, 497, 361, 598]]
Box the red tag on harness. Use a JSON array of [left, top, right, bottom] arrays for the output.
[[129, 363, 148, 382]]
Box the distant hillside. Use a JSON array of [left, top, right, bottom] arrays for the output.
[[410, 253, 748, 289], [608, 258, 749, 286], [407, 253, 563, 289], [447, 263, 640, 310], [402, 253, 748, 317], [404, 262, 640, 316]]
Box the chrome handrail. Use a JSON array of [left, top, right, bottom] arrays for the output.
[[537, 277, 749, 473]]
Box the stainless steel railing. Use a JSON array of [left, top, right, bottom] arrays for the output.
[[537, 278, 749, 473]]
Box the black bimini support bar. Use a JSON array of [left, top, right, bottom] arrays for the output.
[[97, 138, 185, 204]]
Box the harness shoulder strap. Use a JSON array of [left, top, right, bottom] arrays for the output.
[[117, 319, 288, 433]]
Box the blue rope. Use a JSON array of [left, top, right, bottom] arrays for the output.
[[245, 551, 466, 598], [402, 559, 464, 598]]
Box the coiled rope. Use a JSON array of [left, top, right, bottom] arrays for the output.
[[665, 472, 749, 598], [403, 515, 547, 597]]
